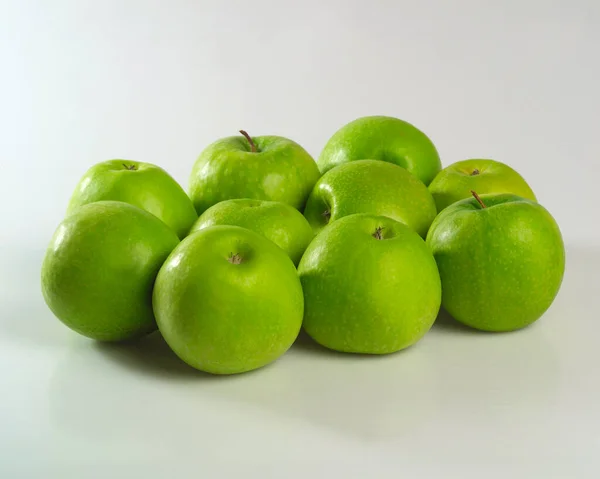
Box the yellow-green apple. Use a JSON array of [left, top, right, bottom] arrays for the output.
[[41, 201, 180, 341], [426, 191, 565, 331], [428, 158, 537, 212], [188, 130, 320, 215], [67, 159, 197, 239], [152, 225, 304, 375], [317, 115, 441, 185], [189, 199, 313, 266], [298, 213, 441, 354], [303, 159, 437, 238]]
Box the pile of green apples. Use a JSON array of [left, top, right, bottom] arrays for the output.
[[41, 115, 565, 375]]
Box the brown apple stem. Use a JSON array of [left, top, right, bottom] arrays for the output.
[[239, 130, 257, 153], [228, 252, 243, 264], [471, 190, 486, 209], [470, 168, 480, 176], [372, 226, 384, 240]]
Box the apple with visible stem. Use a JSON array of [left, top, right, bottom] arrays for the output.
[[428, 158, 537, 213], [67, 159, 198, 239], [298, 213, 441, 354], [317, 115, 442, 185], [41, 201, 180, 341], [188, 130, 320, 215], [426, 191, 565, 332], [152, 225, 304, 375], [303, 159, 437, 238], [189, 199, 314, 266]]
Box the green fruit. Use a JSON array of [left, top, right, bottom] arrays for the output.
[[317, 115, 441, 185], [67, 159, 197, 239], [303, 160, 437, 238], [189, 199, 314, 266], [426, 193, 565, 332], [428, 158, 537, 212], [298, 214, 441, 354], [153, 225, 304, 375], [41, 201, 180, 341], [188, 131, 320, 215]]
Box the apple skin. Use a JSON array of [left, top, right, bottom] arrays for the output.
[[189, 199, 314, 266], [67, 159, 198, 239], [426, 193, 565, 332], [428, 158, 537, 212], [41, 201, 180, 341], [188, 134, 321, 215], [152, 225, 304, 375], [317, 115, 442, 185], [303, 160, 437, 238], [298, 213, 441, 354]]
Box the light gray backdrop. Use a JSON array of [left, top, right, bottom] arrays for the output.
[[1, 1, 599, 478]]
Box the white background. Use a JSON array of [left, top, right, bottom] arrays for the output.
[[1, 0, 599, 477]]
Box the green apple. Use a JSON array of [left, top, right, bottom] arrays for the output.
[[317, 115, 442, 185], [153, 225, 304, 375], [426, 192, 565, 332], [67, 159, 198, 239], [298, 213, 441, 354], [303, 159, 437, 238], [41, 201, 180, 341], [428, 158, 537, 212], [188, 130, 320, 215], [189, 199, 314, 266]]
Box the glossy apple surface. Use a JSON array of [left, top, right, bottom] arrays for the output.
[[303, 160, 437, 238], [317, 115, 441, 185], [426, 193, 565, 331], [428, 158, 537, 212], [188, 132, 320, 215], [67, 159, 197, 239], [41, 201, 180, 341], [153, 225, 304, 374], [190, 199, 313, 266], [298, 213, 441, 354]]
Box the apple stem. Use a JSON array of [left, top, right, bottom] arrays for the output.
[[322, 209, 331, 223], [471, 190, 486, 209], [239, 130, 257, 153], [228, 252, 243, 264], [470, 168, 480, 176], [372, 226, 384, 240]]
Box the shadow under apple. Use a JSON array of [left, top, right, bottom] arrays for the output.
[[46, 243, 599, 445], [91, 331, 203, 381]]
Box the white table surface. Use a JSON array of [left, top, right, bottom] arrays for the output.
[[2, 1, 600, 477]]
